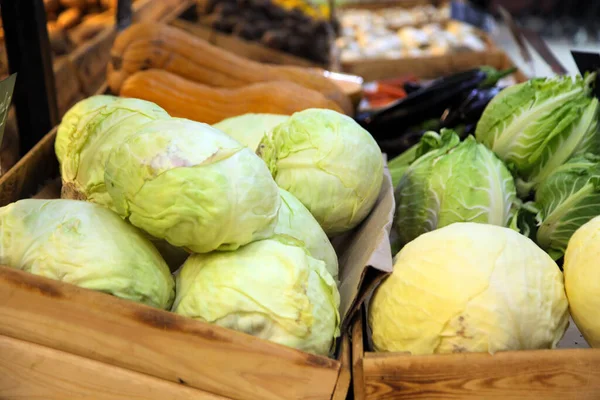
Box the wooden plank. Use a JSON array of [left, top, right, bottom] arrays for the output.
[[171, 19, 319, 68], [362, 348, 600, 400], [331, 333, 351, 400], [0, 128, 57, 207], [341, 50, 511, 82], [0, 334, 227, 400], [0, 267, 341, 400], [338, 0, 446, 10], [352, 312, 366, 400]]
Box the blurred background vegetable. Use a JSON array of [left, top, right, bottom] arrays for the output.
[[0, 199, 175, 309]]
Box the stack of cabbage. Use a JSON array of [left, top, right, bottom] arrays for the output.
[[0, 97, 384, 356], [370, 73, 600, 354]]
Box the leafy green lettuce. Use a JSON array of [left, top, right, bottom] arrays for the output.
[[475, 73, 599, 197]]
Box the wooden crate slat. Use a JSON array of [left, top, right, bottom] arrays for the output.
[[363, 347, 600, 400], [331, 333, 352, 400], [342, 50, 511, 82], [0, 267, 340, 400], [0, 334, 227, 400], [0, 128, 58, 207]]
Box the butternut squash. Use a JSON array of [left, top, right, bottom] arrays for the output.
[[120, 69, 344, 124], [108, 22, 353, 115]]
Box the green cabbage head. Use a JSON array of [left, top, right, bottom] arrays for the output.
[[395, 130, 517, 247], [213, 113, 289, 151], [532, 154, 600, 260], [258, 108, 384, 236], [475, 73, 600, 197], [60, 97, 170, 210], [276, 188, 338, 281], [104, 118, 281, 253], [0, 199, 174, 309], [172, 237, 340, 356], [55, 95, 118, 165]]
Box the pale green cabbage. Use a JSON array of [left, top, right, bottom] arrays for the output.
[[104, 118, 281, 253], [475, 74, 599, 197], [258, 108, 384, 236], [172, 238, 340, 355], [55, 95, 118, 165], [60, 97, 170, 210], [213, 113, 289, 151], [530, 154, 600, 260], [276, 188, 338, 280], [0, 199, 174, 309], [370, 222, 569, 354], [395, 130, 517, 247]]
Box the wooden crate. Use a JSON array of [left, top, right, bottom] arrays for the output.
[[336, 0, 503, 82], [0, 113, 395, 398], [343, 49, 527, 83], [351, 307, 600, 400]]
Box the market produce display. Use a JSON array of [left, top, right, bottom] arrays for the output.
[[0, 199, 174, 310], [394, 130, 517, 247], [119, 69, 343, 124], [379, 70, 600, 352], [564, 216, 600, 348], [197, 0, 333, 64], [1, 92, 388, 356], [44, 0, 130, 56], [370, 222, 569, 355], [173, 237, 340, 356], [337, 5, 488, 62], [258, 108, 384, 236], [107, 22, 353, 115]]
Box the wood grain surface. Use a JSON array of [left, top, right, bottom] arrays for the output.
[[341, 50, 526, 83], [363, 348, 600, 400], [0, 334, 226, 400], [352, 307, 600, 400], [0, 128, 58, 207], [332, 333, 352, 400], [352, 312, 367, 400], [0, 267, 341, 400]]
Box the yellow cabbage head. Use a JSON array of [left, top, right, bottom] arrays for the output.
[[564, 216, 600, 347], [369, 222, 569, 354]]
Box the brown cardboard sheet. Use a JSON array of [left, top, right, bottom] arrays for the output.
[[332, 160, 395, 329]]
